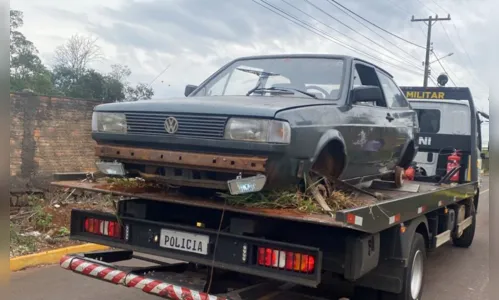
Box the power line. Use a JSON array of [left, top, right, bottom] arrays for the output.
[[449, 22, 487, 89], [432, 51, 462, 86], [428, 0, 448, 13], [411, 14, 451, 87], [415, 0, 437, 15], [328, 0, 426, 49], [431, 51, 456, 86], [383, 0, 427, 40], [282, 0, 422, 69], [148, 64, 171, 87], [429, 75, 438, 86], [324, 0, 422, 63], [437, 20, 487, 90], [420, 0, 488, 90], [250, 0, 423, 76], [250, 0, 379, 62], [417, 0, 460, 86], [289, 0, 423, 69], [434, 22, 463, 85]]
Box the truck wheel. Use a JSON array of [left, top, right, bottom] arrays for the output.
[[452, 213, 476, 248], [382, 233, 426, 300], [353, 233, 426, 300]]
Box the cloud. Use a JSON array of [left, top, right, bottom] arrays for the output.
[[11, 0, 490, 122]]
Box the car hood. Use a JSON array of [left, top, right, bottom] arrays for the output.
[[95, 96, 333, 118]]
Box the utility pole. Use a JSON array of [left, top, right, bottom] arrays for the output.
[[411, 14, 451, 87]]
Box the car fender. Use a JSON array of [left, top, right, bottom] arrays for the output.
[[309, 129, 348, 171], [397, 138, 418, 168]]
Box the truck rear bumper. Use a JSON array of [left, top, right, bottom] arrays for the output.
[[60, 254, 227, 300], [68, 209, 322, 287]]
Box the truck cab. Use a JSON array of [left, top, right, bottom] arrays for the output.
[[401, 86, 484, 186]]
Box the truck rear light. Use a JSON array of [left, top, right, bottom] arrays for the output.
[[84, 218, 122, 239], [256, 247, 315, 273]]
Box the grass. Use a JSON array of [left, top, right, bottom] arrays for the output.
[[105, 177, 148, 189], [10, 223, 37, 257], [218, 185, 363, 214], [105, 176, 367, 214], [10, 192, 118, 258]]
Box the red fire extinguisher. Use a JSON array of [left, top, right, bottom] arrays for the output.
[[446, 151, 461, 182]]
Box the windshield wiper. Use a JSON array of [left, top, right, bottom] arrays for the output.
[[248, 87, 318, 99], [236, 68, 280, 77], [242, 69, 281, 96]]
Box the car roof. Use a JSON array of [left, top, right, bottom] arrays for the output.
[[231, 54, 394, 78]]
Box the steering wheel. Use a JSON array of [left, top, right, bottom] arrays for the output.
[[305, 85, 330, 98]]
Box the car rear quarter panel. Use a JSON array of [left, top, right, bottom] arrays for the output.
[[276, 103, 410, 179]]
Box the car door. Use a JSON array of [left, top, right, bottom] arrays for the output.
[[375, 69, 418, 171], [340, 62, 391, 179]]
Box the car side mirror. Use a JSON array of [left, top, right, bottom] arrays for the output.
[[184, 84, 198, 97], [351, 86, 382, 104]]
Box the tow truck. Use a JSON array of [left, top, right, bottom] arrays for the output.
[[53, 86, 482, 300]]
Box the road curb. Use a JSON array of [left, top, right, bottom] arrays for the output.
[[10, 243, 109, 272]]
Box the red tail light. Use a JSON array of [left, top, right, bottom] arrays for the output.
[[84, 218, 123, 239], [256, 247, 315, 273]]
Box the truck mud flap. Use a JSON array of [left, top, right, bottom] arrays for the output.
[[60, 254, 228, 300]]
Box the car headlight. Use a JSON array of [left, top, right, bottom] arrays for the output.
[[92, 112, 127, 134], [224, 118, 291, 144]]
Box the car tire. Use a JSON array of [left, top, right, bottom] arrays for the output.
[[394, 166, 405, 188]]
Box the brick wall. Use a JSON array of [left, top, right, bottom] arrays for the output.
[[10, 92, 101, 191]]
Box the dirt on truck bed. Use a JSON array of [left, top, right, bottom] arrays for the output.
[[51, 176, 379, 222], [100, 177, 378, 211]]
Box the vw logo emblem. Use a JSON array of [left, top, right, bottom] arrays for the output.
[[164, 117, 179, 134]]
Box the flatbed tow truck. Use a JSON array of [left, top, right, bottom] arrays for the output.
[[52, 86, 483, 300]]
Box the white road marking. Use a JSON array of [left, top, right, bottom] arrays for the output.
[[480, 189, 489, 195]]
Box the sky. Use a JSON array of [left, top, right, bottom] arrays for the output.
[[11, 0, 490, 145]]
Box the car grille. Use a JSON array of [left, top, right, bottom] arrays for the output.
[[125, 112, 228, 139]]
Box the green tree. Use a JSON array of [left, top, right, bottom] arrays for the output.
[[10, 10, 54, 94], [52, 66, 125, 102], [125, 83, 154, 101], [109, 64, 154, 101]]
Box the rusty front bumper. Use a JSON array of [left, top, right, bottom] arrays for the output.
[[96, 144, 268, 174]]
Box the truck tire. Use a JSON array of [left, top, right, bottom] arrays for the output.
[[452, 213, 476, 248], [381, 233, 426, 300], [353, 233, 426, 300]]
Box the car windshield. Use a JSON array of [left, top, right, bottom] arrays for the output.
[[192, 57, 345, 100]]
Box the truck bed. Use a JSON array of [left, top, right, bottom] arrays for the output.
[[51, 178, 477, 234]]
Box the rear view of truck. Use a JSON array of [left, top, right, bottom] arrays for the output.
[[54, 85, 481, 300]]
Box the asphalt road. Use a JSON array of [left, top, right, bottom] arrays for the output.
[[10, 177, 489, 300]]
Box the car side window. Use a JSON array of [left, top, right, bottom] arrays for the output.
[[352, 64, 386, 107], [376, 71, 410, 108]]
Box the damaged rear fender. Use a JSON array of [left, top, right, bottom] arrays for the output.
[[397, 138, 419, 169]]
